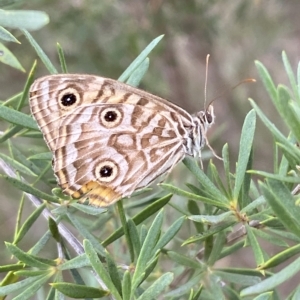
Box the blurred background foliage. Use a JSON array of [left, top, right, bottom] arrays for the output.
[[1, 0, 300, 298]]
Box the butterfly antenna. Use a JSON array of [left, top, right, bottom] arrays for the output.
[[204, 54, 210, 109], [206, 78, 256, 110]]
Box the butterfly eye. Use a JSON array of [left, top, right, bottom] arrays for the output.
[[58, 87, 81, 110], [206, 113, 213, 124], [95, 161, 118, 182], [100, 107, 122, 128]]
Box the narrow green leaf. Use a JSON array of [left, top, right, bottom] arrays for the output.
[[0, 10, 49, 31], [245, 225, 264, 267], [106, 250, 122, 296], [70, 203, 107, 215], [241, 256, 300, 297], [282, 51, 298, 101], [0, 105, 39, 130], [59, 254, 89, 271], [137, 272, 173, 300], [214, 270, 261, 286], [52, 283, 109, 298], [122, 271, 131, 300], [261, 179, 300, 237], [126, 57, 149, 87], [127, 218, 141, 256], [56, 42, 68, 73], [277, 85, 300, 141], [14, 269, 48, 277], [233, 110, 256, 201], [249, 99, 297, 157], [22, 29, 57, 74], [117, 200, 135, 262], [0, 263, 24, 272], [247, 170, 300, 183], [253, 229, 288, 247], [258, 244, 300, 270], [0, 153, 37, 177], [67, 213, 105, 257], [0, 125, 22, 143], [1, 175, 59, 203], [167, 251, 203, 269], [207, 232, 226, 266], [183, 220, 235, 245], [132, 210, 164, 289], [102, 194, 172, 247], [298, 61, 300, 99], [188, 212, 234, 224], [13, 203, 46, 244], [183, 157, 229, 204], [253, 292, 273, 300], [255, 60, 277, 103], [13, 273, 51, 300], [5, 242, 54, 268], [0, 274, 45, 296], [28, 152, 52, 161], [118, 35, 164, 82], [0, 26, 20, 43], [0, 41, 25, 71], [84, 239, 122, 300], [153, 216, 185, 253], [164, 273, 203, 298], [222, 143, 233, 197], [161, 183, 228, 208]]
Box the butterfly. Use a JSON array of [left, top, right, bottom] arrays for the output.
[[29, 74, 215, 207]]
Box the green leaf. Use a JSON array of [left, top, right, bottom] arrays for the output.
[[1, 175, 59, 203], [161, 183, 228, 208], [258, 244, 300, 270], [153, 216, 185, 253], [247, 170, 300, 183], [132, 210, 164, 289], [118, 35, 164, 82], [167, 251, 203, 269], [0, 274, 46, 296], [0, 41, 24, 71], [276, 85, 300, 141], [28, 152, 52, 161], [127, 218, 141, 256], [245, 225, 264, 267], [84, 239, 122, 300], [241, 256, 300, 297], [0, 10, 49, 31], [188, 212, 234, 224], [0, 26, 20, 43], [136, 272, 174, 300], [233, 110, 256, 202], [58, 254, 90, 270], [0, 105, 39, 130], [255, 60, 277, 103], [0, 153, 38, 177], [214, 270, 261, 286], [282, 51, 299, 101], [102, 194, 172, 247], [122, 271, 131, 300], [5, 242, 55, 268], [126, 57, 149, 87], [183, 157, 229, 205], [13, 203, 46, 244], [207, 232, 226, 266], [106, 250, 122, 296], [261, 179, 300, 237], [52, 283, 109, 298], [56, 42, 68, 73], [22, 29, 57, 74], [70, 203, 107, 215], [67, 212, 106, 257], [253, 292, 273, 300]]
